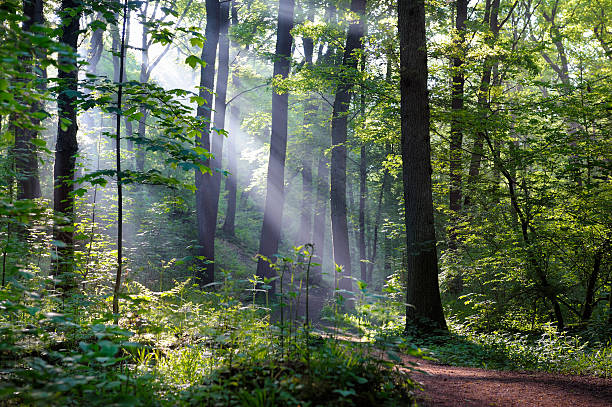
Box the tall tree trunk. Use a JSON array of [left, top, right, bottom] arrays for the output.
[[53, 0, 80, 282], [255, 0, 295, 293], [464, 0, 499, 207], [222, 105, 239, 236], [329, 0, 366, 292], [113, 0, 128, 321], [297, 0, 316, 247], [221, 0, 241, 237], [312, 154, 328, 282], [358, 145, 367, 282], [136, 2, 151, 173], [87, 13, 104, 74], [197, 0, 230, 277], [14, 0, 43, 200], [368, 167, 388, 282], [581, 245, 605, 322], [299, 154, 313, 245], [195, 0, 220, 285], [398, 0, 447, 330], [448, 0, 467, 250]]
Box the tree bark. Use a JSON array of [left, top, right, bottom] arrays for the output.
[[297, 0, 316, 248], [255, 0, 295, 293], [312, 154, 328, 282], [13, 0, 43, 200], [368, 167, 388, 283], [448, 0, 467, 250], [582, 240, 608, 322], [197, 0, 230, 278], [195, 0, 220, 285], [299, 154, 313, 245], [358, 145, 367, 282], [53, 0, 81, 281], [87, 13, 104, 74], [464, 0, 499, 207], [330, 0, 366, 292], [221, 0, 241, 237], [398, 0, 447, 330]]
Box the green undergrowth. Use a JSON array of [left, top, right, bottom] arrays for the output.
[[0, 249, 418, 406], [327, 274, 612, 379], [405, 319, 612, 378]]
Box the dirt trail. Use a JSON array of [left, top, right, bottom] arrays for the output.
[[407, 356, 612, 406], [287, 286, 612, 406]]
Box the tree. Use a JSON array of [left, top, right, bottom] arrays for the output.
[[448, 0, 467, 253], [13, 0, 43, 200], [221, 0, 241, 237], [196, 0, 230, 284], [53, 0, 81, 280], [113, 0, 128, 321], [464, 0, 501, 206], [297, 0, 317, 250], [195, 0, 220, 285], [329, 0, 366, 292], [398, 0, 447, 330], [255, 0, 295, 292]]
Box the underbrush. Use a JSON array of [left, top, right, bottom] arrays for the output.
[[0, 248, 417, 406], [406, 319, 612, 378]]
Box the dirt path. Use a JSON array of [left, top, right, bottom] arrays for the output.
[[407, 357, 612, 406]]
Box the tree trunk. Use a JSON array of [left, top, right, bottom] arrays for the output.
[[197, 0, 230, 278], [13, 0, 43, 200], [398, 0, 447, 330], [330, 0, 366, 292], [582, 240, 608, 322], [255, 0, 295, 293], [53, 0, 80, 281], [221, 0, 241, 237], [448, 0, 467, 250], [297, 0, 316, 248], [195, 0, 220, 285], [136, 2, 151, 172], [87, 13, 104, 74], [368, 167, 389, 282], [299, 154, 313, 245], [113, 0, 128, 321], [464, 0, 499, 207], [222, 104, 239, 236], [312, 154, 328, 282], [358, 145, 367, 282]]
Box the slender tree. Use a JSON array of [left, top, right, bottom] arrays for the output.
[[367, 166, 389, 282], [465, 0, 500, 206], [448, 0, 468, 252], [312, 154, 329, 281], [298, 0, 316, 247], [358, 145, 367, 282], [357, 51, 367, 282], [13, 0, 43, 200], [210, 0, 231, 253], [195, 0, 230, 281], [113, 0, 128, 321], [329, 0, 366, 292], [195, 0, 220, 285], [255, 0, 295, 292], [222, 0, 241, 237], [52, 0, 81, 280], [398, 0, 447, 330]]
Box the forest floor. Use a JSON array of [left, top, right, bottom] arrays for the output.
[[267, 279, 612, 407], [407, 355, 612, 406]]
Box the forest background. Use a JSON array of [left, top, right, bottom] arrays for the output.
[[0, 0, 611, 404]]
